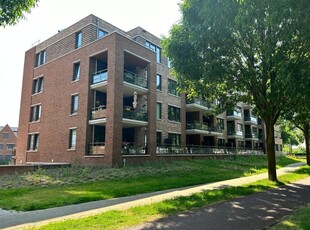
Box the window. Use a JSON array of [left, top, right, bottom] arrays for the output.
[[27, 133, 39, 151], [35, 50, 46, 67], [73, 62, 80, 81], [167, 58, 171, 68], [32, 77, 44, 94], [98, 29, 107, 38], [30, 104, 41, 122], [3, 133, 8, 139], [69, 128, 77, 149], [168, 133, 181, 146], [168, 105, 181, 122], [71, 94, 79, 114], [145, 41, 161, 63], [168, 79, 180, 96], [156, 102, 162, 120], [156, 74, 162, 91], [75, 31, 82, 48], [217, 118, 224, 130], [7, 144, 14, 150], [156, 132, 162, 144], [0, 144, 3, 150]]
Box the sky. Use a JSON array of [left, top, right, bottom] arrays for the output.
[[0, 0, 182, 127]]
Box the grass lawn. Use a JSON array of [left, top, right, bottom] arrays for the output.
[[0, 155, 304, 211], [270, 203, 310, 230], [26, 165, 310, 230]]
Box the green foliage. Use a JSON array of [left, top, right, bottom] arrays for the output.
[[0, 0, 40, 27], [28, 166, 310, 230], [279, 119, 303, 146], [270, 204, 310, 230], [0, 156, 301, 211], [163, 0, 310, 180]]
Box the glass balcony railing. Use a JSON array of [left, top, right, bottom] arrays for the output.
[[244, 116, 258, 123], [124, 70, 147, 88], [186, 121, 209, 131], [227, 109, 242, 118], [123, 108, 148, 122], [186, 98, 211, 108], [92, 69, 108, 84], [227, 130, 243, 136], [91, 106, 107, 120], [245, 132, 258, 138]]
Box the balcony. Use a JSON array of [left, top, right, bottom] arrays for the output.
[[186, 121, 223, 135], [244, 115, 258, 124], [227, 109, 242, 119], [227, 130, 243, 137], [186, 98, 212, 112], [87, 142, 105, 156], [123, 70, 148, 97], [123, 107, 148, 127], [245, 132, 259, 139], [89, 106, 148, 127], [90, 70, 108, 92]]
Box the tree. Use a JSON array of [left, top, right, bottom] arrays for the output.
[[163, 0, 310, 181], [279, 119, 303, 154], [286, 107, 310, 166], [0, 0, 39, 27]]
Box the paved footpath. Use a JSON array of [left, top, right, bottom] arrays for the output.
[[0, 162, 307, 230]]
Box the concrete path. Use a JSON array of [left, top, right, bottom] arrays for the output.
[[0, 162, 306, 230], [126, 176, 310, 230]]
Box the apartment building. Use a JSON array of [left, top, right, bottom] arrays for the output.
[[0, 124, 17, 163], [16, 15, 282, 166]]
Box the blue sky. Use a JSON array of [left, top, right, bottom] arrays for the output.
[[0, 0, 181, 127]]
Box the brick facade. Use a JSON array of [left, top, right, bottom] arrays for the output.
[[16, 15, 282, 167]]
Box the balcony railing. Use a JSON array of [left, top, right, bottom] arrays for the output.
[[88, 142, 105, 156], [186, 98, 211, 108], [186, 121, 209, 131], [245, 132, 258, 138], [227, 130, 243, 136], [122, 142, 147, 155], [244, 116, 258, 123], [186, 121, 224, 133], [92, 69, 108, 84], [227, 109, 242, 118], [123, 108, 147, 122], [124, 70, 147, 88], [156, 145, 263, 155], [91, 106, 107, 120]]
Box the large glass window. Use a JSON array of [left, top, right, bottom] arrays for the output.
[[145, 41, 161, 63], [168, 79, 180, 96], [69, 128, 77, 149], [30, 104, 41, 122], [156, 102, 162, 120], [0, 144, 3, 150], [32, 77, 44, 94], [27, 133, 39, 151], [73, 62, 81, 81], [75, 31, 82, 48], [71, 94, 79, 114], [168, 105, 181, 122], [156, 74, 162, 91]]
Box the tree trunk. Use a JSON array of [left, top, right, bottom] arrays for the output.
[[304, 128, 310, 166], [265, 118, 277, 181]]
